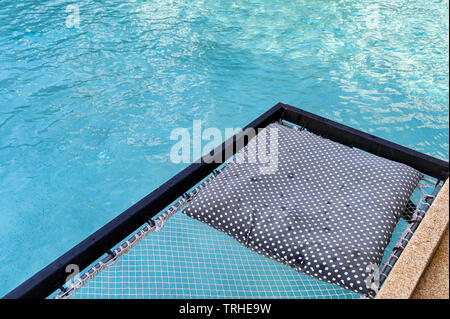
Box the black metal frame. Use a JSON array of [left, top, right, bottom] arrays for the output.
[[377, 180, 443, 292], [3, 102, 448, 299]]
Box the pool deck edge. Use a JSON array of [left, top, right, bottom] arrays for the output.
[[376, 178, 449, 299], [411, 225, 449, 299]]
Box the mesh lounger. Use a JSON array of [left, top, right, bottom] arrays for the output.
[[183, 123, 423, 295], [8, 103, 446, 300]]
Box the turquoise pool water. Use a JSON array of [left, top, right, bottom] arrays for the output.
[[0, 0, 448, 297]]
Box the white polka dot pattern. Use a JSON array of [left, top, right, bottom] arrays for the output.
[[183, 123, 423, 295]]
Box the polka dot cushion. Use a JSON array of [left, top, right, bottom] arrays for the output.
[[183, 123, 423, 295]]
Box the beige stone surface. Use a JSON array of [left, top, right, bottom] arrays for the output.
[[376, 179, 449, 299], [412, 226, 449, 299]]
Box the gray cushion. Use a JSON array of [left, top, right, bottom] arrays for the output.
[[183, 123, 423, 294]]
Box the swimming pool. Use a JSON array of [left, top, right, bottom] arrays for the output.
[[0, 0, 448, 297]]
